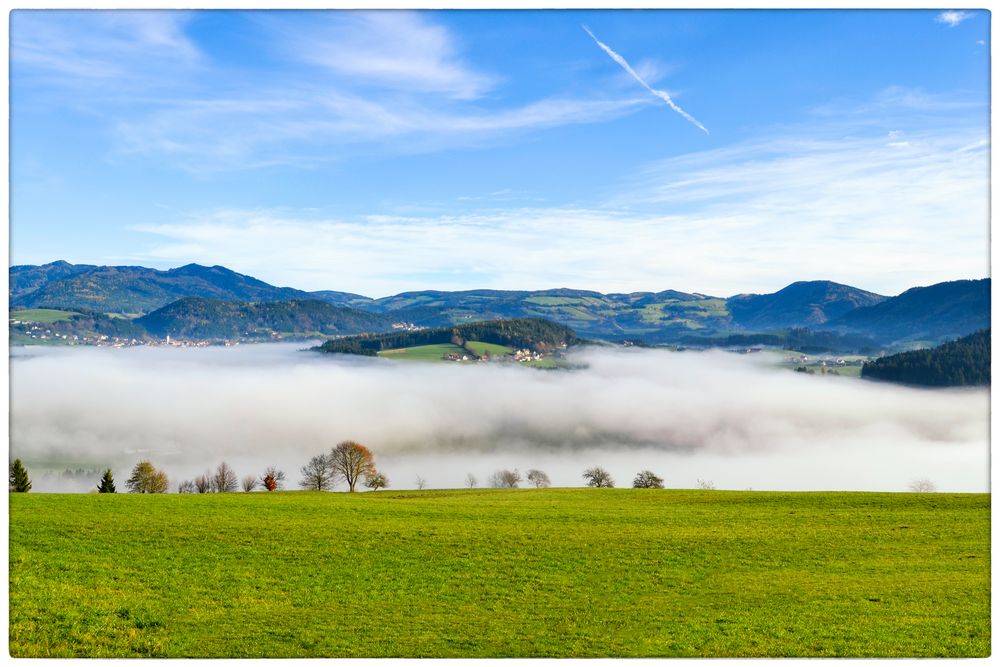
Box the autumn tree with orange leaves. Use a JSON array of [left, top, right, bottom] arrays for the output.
[[329, 440, 377, 492]]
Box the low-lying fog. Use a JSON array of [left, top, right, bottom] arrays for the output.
[[10, 343, 989, 493]]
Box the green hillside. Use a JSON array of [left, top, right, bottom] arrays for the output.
[[9, 308, 80, 323], [378, 343, 468, 361], [9, 490, 989, 658], [318, 318, 577, 356], [9, 308, 150, 344], [9, 262, 991, 346]]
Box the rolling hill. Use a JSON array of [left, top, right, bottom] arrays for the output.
[[827, 279, 990, 345], [9, 261, 990, 346], [728, 281, 886, 330]]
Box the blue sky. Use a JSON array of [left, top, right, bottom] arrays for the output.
[[10, 9, 990, 297]]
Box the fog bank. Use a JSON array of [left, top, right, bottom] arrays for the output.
[[9, 344, 989, 492]]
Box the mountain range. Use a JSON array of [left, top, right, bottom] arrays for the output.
[[8, 261, 991, 348]]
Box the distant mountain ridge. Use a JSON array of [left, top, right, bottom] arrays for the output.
[[826, 279, 990, 344], [135, 297, 401, 340], [728, 280, 886, 330], [8, 261, 990, 346], [9, 262, 368, 313]]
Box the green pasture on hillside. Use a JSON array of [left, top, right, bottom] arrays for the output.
[[377, 343, 466, 360], [464, 341, 514, 356], [9, 308, 78, 323], [9, 489, 989, 658]]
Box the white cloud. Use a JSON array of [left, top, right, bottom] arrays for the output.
[[271, 11, 495, 100], [129, 111, 988, 298], [113, 92, 648, 172], [11, 10, 199, 85], [13, 10, 653, 171], [935, 10, 973, 27]]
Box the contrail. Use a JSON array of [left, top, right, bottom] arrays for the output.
[[583, 25, 709, 135]]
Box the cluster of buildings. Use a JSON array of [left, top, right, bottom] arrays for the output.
[[391, 322, 426, 332], [513, 348, 544, 362]]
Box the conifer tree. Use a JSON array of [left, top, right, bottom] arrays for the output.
[[9, 458, 31, 493], [97, 468, 116, 493]]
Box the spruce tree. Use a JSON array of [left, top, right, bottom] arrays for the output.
[[9, 458, 31, 493], [97, 468, 116, 493]]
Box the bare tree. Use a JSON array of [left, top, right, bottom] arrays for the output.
[[696, 478, 716, 490], [125, 461, 169, 494], [177, 480, 196, 494], [633, 470, 664, 489], [583, 466, 614, 488], [241, 475, 257, 492], [194, 473, 213, 494], [213, 462, 238, 493], [364, 472, 388, 491], [415, 476, 427, 490], [908, 478, 937, 493], [260, 466, 286, 491], [300, 454, 334, 491], [526, 469, 551, 488], [329, 440, 377, 492], [465, 473, 478, 489], [490, 469, 522, 488]]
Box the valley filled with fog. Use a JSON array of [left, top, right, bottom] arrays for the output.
[[10, 343, 989, 493]]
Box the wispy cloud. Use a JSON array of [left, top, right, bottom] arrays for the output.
[[129, 105, 987, 299], [935, 10, 973, 27], [112, 91, 648, 172], [582, 25, 708, 135], [11, 10, 200, 86], [12, 10, 653, 172], [267, 11, 495, 100]]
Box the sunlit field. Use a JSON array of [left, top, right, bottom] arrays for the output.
[[9, 489, 989, 658]]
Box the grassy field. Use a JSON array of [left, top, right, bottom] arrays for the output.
[[9, 308, 78, 323], [9, 489, 989, 658], [377, 343, 466, 361], [464, 341, 513, 356]]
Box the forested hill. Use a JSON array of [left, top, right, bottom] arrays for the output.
[[861, 329, 990, 387], [828, 279, 989, 344], [136, 298, 399, 339], [10, 262, 370, 313], [317, 319, 578, 356]]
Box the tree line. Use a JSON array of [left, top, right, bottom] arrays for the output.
[[861, 328, 990, 386], [10, 456, 662, 494], [14, 455, 935, 494]]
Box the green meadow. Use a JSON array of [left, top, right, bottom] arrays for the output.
[[377, 343, 466, 360], [9, 308, 78, 323], [9, 489, 989, 658], [463, 340, 514, 356]]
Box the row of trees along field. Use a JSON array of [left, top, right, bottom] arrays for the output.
[[9, 457, 941, 494], [464, 467, 664, 489], [8, 456, 660, 494]]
